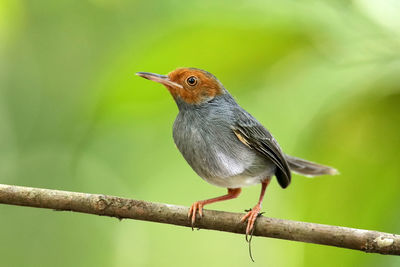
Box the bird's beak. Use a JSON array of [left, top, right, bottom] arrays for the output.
[[136, 72, 183, 89]]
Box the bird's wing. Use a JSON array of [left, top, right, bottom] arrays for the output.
[[232, 109, 291, 188]]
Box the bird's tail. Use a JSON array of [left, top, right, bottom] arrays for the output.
[[285, 154, 338, 177]]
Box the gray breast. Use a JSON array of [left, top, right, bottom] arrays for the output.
[[172, 98, 275, 188]]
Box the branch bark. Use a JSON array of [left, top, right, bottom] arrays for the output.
[[0, 183, 399, 255]]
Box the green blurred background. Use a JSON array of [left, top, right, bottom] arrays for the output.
[[1, 0, 400, 266]]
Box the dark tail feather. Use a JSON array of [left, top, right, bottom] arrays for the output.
[[285, 154, 339, 177]]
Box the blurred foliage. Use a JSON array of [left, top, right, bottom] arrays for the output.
[[1, 0, 400, 266]]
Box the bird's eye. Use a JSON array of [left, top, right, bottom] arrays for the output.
[[186, 76, 197, 86]]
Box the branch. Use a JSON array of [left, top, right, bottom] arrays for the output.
[[0, 183, 399, 255]]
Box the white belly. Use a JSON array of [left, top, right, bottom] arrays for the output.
[[202, 164, 276, 188]]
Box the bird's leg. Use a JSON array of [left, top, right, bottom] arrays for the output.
[[241, 179, 270, 236], [188, 188, 241, 227]]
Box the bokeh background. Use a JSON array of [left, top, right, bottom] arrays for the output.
[[1, 0, 400, 266]]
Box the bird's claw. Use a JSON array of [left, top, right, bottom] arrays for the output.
[[241, 204, 262, 238], [188, 201, 203, 229]]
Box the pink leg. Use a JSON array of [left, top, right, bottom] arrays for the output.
[[188, 188, 242, 226], [240, 179, 270, 235]]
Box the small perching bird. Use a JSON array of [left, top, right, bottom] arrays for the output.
[[136, 68, 338, 235]]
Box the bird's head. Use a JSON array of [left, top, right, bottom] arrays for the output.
[[136, 68, 225, 105]]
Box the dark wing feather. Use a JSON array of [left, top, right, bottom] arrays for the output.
[[232, 110, 291, 188]]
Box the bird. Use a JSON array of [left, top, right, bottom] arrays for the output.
[[136, 68, 338, 235]]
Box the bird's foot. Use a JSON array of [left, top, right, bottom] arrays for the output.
[[188, 201, 204, 229], [241, 204, 262, 237]]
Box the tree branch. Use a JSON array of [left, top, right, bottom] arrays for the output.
[[0, 183, 399, 255]]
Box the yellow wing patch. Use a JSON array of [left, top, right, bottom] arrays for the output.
[[233, 129, 252, 148]]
